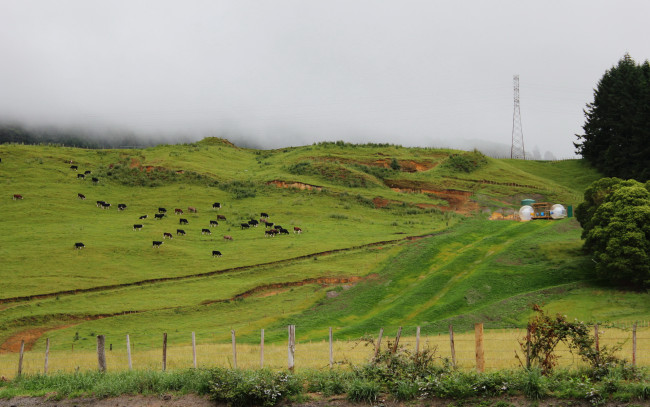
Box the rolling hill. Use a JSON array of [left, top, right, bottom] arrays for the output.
[[1, 139, 648, 356]]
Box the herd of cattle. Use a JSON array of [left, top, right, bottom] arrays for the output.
[[72, 197, 303, 256], [9, 158, 305, 256]]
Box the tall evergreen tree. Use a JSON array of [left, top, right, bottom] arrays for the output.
[[575, 54, 650, 181]]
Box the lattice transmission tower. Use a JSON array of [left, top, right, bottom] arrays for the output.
[[510, 75, 525, 159]]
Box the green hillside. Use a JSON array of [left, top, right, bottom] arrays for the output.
[[1, 140, 646, 353]]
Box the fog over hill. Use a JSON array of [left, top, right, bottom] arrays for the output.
[[1, 1, 649, 158]]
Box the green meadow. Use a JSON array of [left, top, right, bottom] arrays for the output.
[[1, 139, 648, 359]]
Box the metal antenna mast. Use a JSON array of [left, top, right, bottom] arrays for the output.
[[510, 75, 525, 159]]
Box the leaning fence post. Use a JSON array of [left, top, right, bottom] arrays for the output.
[[374, 328, 384, 360], [162, 333, 167, 371], [288, 325, 295, 371], [18, 340, 25, 377], [415, 326, 421, 356], [260, 329, 265, 368], [475, 323, 484, 372], [449, 325, 456, 368], [391, 326, 402, 354], [126, 334, 132, 370], [192, 332, 197, 368], [632, 323, 637, 366], [44, 338, 50, 375], [231, 330, 237, 369], [97, 335, 107, 372]]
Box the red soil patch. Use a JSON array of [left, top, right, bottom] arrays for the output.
[[267, 180, 323, 191], [0, 325, 74, 354]]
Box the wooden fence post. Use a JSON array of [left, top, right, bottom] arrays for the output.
[[415, 326, 421, 356], [18, 340, 25, 377], [162, 333, 167, 371], [329, 327, 333, 368], [475, 323, 484, 372], [97, 335, 106, 372], [260, 329, 264, 368], [526, 324, 531, 370], [391, 327, 402, 354], [44, 338, 50, 375], [594, 324, 599, 366], [632, 323, 637, 366], [449, 325, 456, 368], [126, 334, 132, 370], [374, 328, 384, 360], [231, 330, 237, 369], [288, 325, 295, 371], [192, 332, 197, 368]]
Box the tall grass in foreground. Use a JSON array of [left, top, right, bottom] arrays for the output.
[[2, 327, 648, 379]]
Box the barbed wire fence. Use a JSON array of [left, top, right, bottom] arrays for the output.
[[2, 322, 649, 379]]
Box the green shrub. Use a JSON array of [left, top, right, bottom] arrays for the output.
[[521, 368, 546, 400], [218, 180, 257, 199], [346, 379, 380, 403], [209, 368, 299, 407], [443, 150, 488, 173]]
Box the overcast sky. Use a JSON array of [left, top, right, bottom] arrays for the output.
[[1, 1, 649, 157]]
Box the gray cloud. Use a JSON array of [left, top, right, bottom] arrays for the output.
[[1, 0, 649, 156]]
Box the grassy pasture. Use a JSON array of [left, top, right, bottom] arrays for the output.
[[3, 140, 647, 369]]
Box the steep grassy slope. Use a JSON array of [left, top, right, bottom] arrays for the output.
[[3, 140, 637, 355]]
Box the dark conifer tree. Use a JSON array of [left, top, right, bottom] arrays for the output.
[[575, 54, 650, 181]]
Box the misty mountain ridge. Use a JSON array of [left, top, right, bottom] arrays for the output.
[[0, 121, 557, 160]]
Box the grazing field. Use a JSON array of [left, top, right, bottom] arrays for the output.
[[1, 139, 648, 375]]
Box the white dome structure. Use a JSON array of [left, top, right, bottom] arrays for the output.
[[550, 204, 567, 219], [519, 205, 534, 221]]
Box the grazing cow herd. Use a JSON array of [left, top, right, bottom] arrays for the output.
[[8, 158, 305, 255]]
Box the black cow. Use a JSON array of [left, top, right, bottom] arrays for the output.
[[212, 250, 222, 257], [201, 228, 211, 235], [139, 215, 148, 219], [154, 213, 165, 219], [264, 230, 274, 237], [118, 204, 127, 211], [152, 241, 163, 248], [265, 222, 274, 228], [163, 232, 173, 239], [77, 173, 85, 179], [176, 229, 186, 236], [74, 242, 85, 249], [158, 207, 167, 213], [248, 219, 259, 227], [240, 223, 250, 229], [96, 200, 105, 207], [212, 202, 221, 209], [217, 214, 226, 221], [78, 193, 86, 200], [91, 177, 99, 184], [101, 202, 111, 209], [273, 225, 282, 231], [210, 220, 218, 227], [84, 170, 92, 175], [279, 228, 289, 235], [133, 224, 143, 231], [260, 212, 269, 218], [70, 165, 78, 171], [179, 218, 188, 225]]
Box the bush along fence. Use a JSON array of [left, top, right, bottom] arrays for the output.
[[2, 322, 650, 379]]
